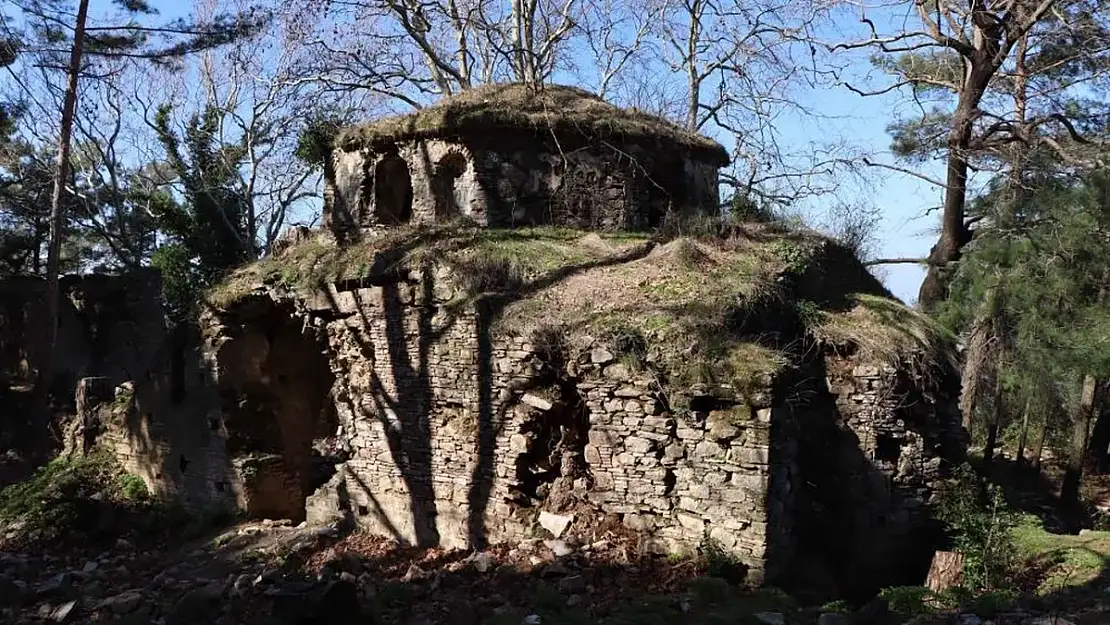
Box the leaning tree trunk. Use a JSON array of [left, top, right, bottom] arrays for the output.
[[34, 0, 90, 438], [918, 64, 994, 311]]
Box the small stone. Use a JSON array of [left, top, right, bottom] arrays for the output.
[[958, 614, 982, 625], [590, 347, 615, 365], [558, 575, 587, 594], [49, 600, 77, 622], [115, 538, 134, 551], [566, 594, 583, 607], [81, 561, 98, 575], [755, 612, 784, 625], [818, 614, 850, 625], [96, 591, 143, 615], [470, 551, 495, 573], [523, 615, 542, 625], [539, 511, 574, 538], [544, 539, 574, 557], [603, 363, 631, 381]]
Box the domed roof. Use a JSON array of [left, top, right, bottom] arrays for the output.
[[335, 83, 729, 165]]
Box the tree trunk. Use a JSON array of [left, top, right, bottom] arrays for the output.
[[1016, 398, 1031, 468], [917, 65, 993, 311], [34, 0, 90, 429], [1061, 374, 1099, 527], [1033, 419, 1048, 472], [1085, 384, 1110, 473], [925, 551, 965, 593], [982, 376, 1003, 467]]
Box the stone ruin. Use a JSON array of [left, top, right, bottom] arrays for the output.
[[0, 88, 969, 602], [323, 84, 728, 238]]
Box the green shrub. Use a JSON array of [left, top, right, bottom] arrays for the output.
[[700, 532, 748, 583], [878, 586, 937, 619], [118, 473, 149, 500], [935, 464, 1020, 591]]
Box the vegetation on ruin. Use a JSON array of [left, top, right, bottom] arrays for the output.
[[0, 451, 150, 544], [208, 218, 951, 405], [336, 84, 730, 164]]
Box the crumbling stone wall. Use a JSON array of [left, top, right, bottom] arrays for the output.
[[198, 267, 964, 595], [0, 271, 241, 514], [0, 270, 164, 392], [325, 136, 721, 239]]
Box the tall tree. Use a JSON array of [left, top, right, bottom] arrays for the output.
[[839, 0, 1110, 310]]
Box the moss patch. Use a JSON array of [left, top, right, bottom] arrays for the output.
[[336, 83, 729, 164], [807, 292, 955, 375]]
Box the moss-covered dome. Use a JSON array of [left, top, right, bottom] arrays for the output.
[[335, 83, 730, 166]]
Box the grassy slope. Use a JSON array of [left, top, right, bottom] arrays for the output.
[[209, 222, 950, 396], [1013, 515, 1110, 595]]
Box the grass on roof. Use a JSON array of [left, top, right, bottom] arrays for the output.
[[336, 83, 729, 165], [208, 221, 951, 396]]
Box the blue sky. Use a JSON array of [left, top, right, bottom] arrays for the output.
[[130, 0, 941, 303]]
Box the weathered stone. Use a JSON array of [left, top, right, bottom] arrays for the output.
[[521, 393, 554, 411], [539, 511, 574, 538], [590, 347, 615, 365], [625, 436, 656, 454]]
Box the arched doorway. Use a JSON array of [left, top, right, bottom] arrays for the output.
[[374, 154, 413, 225], [433, 153, 468, 218]]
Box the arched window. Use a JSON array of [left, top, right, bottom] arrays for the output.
[[373, 154, 413, 225]]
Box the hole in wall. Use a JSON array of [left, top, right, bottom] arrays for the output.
[[208, 418, 221, 431], [179, 454, 190, 474], [214, 481, 227, 492], [357, 505, 369, 516], [875, 434, 901, 464]]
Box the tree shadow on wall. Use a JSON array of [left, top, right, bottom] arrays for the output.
[[318, 237, 657, 551]]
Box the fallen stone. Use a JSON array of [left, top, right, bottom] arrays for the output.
[[95, 590, 143, 615], [566, 594, 583, 607], [80, 561, 98, 575], [818, 613, 850, 625], [115, 538, 134, 551], [523, 615, 542, 625], [958, 614, 982, 625], [470, 551, 495, 573], [543, 540, 574, 557], [557, 575, 587, 594], [539, 511, 574, 538], [36, 572, 70, 596], [49, 600, 77, 622], [755, 612, 785, 625], [590, 347, 615, 365]]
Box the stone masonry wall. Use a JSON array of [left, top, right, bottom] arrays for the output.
[[202, 268, 963, 592]]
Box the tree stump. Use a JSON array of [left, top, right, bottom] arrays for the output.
[[925, 550, 964, 593]]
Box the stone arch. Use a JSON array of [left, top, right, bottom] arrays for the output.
[[374, 153, 414, 225], [433, 152, 468, 218]]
